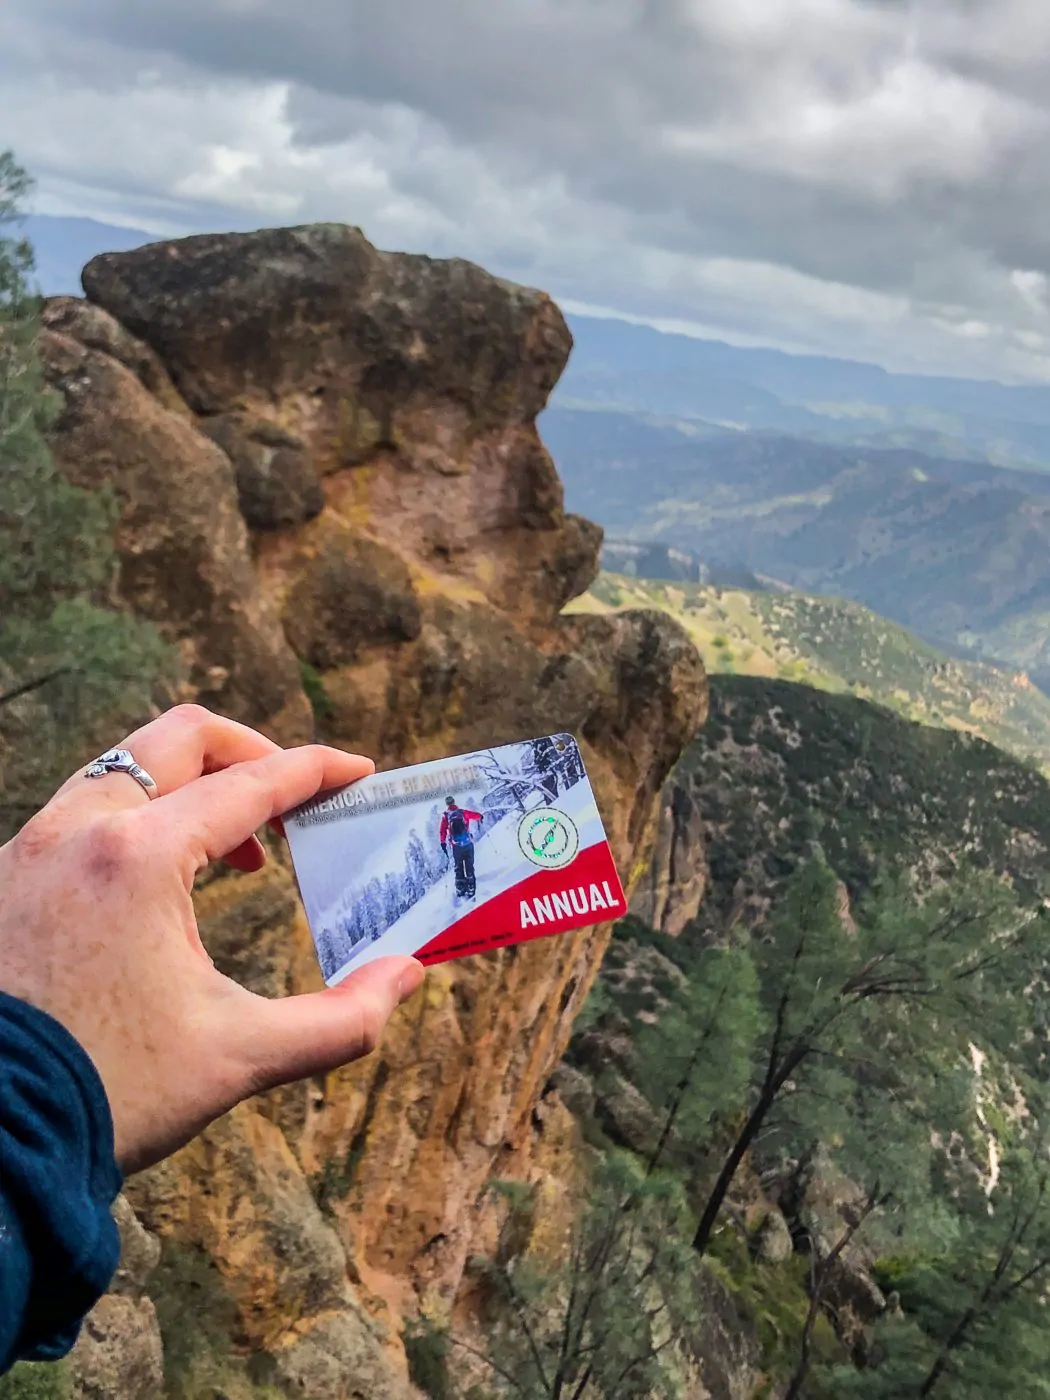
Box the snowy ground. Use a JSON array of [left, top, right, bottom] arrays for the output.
[[322, 779, 607, 980]]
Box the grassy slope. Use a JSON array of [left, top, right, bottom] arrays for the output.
[[567, 571, 1050, 773]]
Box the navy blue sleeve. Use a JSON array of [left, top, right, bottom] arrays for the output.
[[0, 991, 123, 1372]]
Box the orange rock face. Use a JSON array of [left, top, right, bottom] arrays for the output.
[[40, 225, 707, 1395]]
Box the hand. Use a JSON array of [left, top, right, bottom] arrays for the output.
[[0, 705, 425, 1174]]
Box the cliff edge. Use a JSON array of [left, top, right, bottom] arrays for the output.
[[38, 225, 707, 1398]]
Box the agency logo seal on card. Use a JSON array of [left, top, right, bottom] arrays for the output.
[[517, 808, 580, 870], [283, 732, 627, 982]]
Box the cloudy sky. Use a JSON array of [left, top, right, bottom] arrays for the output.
[[5, 0, 1050, 380]]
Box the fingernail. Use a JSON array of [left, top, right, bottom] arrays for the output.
[[398, 961, 426, 1005]]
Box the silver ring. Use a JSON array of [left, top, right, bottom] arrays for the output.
[[84, 748, 159, 799]]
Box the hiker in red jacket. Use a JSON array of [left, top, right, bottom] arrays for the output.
[[440, 796, 483, 898]]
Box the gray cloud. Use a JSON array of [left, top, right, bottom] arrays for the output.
[[5, 0, 1050, 378]]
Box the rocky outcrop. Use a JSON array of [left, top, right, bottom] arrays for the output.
[[40, 300, 307, 727], [681, 1267, 763, 1400], [629, 777, 708, 934], [40, 226, 707, 1392], [69, 1198, 164, 1400], [751, 1208, 793, 1264]]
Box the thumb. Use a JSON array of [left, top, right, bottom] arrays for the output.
[[239, 957, 426, 1092]]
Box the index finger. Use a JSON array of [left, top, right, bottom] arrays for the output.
[[150, 745, 375, 868]]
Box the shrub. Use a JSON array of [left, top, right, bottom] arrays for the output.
[[0, 1364, 68, 1400], [404, 1317, 453, 1400]]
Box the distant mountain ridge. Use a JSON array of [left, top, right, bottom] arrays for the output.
[[599, 539, 765, 590], [557, 314, 1050, 469], [23, 213, 1050, 464], [547, 406, 1050, 686]]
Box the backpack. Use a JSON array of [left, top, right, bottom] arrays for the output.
[[448, 809, 468, 840]]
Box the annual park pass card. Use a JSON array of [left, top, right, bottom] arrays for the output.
[[284, 734, 627, 985]]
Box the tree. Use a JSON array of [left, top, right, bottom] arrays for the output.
[[780, 1047, 966, 1399], [912, 1144, 1050, 1400], [824, 1141, 1050, 1399], [0, 151, 170, 835], [631, 942, 762, 1178], [624, 865, 1004, 1397], [383, 871, 406, 925], [358, 879, 384, 941], [406, 830, 430, 902], [461, 1156, 698, 1400], [690, 862, 1040, 1255], [691, 856, 1047, 1254]]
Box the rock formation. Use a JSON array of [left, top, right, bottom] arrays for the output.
[[628, 778, 707, 934], [38, 225, 707, 1396], [68, 1197, 164, 1400]]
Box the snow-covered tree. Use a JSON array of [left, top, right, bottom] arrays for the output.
[[315, 924, 349, 982], [405, 830, 430, 902], [358, 879, 384, 942], [474, 740, 584, 823], [425, 805, 447, 880], [524, 736, 585, 798], [476, 751, 540, 816], [382, 871, 405, 927]]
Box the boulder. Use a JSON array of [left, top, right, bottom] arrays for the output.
[[751, 1208, 794, 1264], [68, 1197, 164, 1400]]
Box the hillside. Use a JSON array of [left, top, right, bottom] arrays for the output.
[[546, 405, 1050, 686], [557, 674, 1050, 1396], [681, 675, 1050, 932], [568, 569, 1050, 773]]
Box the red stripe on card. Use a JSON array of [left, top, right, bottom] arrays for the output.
[[414, 841, 627, 966]]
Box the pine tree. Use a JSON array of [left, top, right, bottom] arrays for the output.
[[406, 830, 430, 902], [359, 879, 384, 942], [426, 804, 448, 879], [690, 863, 1040, 1254], [780, 1044, 967, 1399], [383, 871, 405, 926], [463, 1155, 698, 1400], [0, 151, 170, 835], [826, 1140, 1050, 1399], [631, 942, 762, 1177]]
